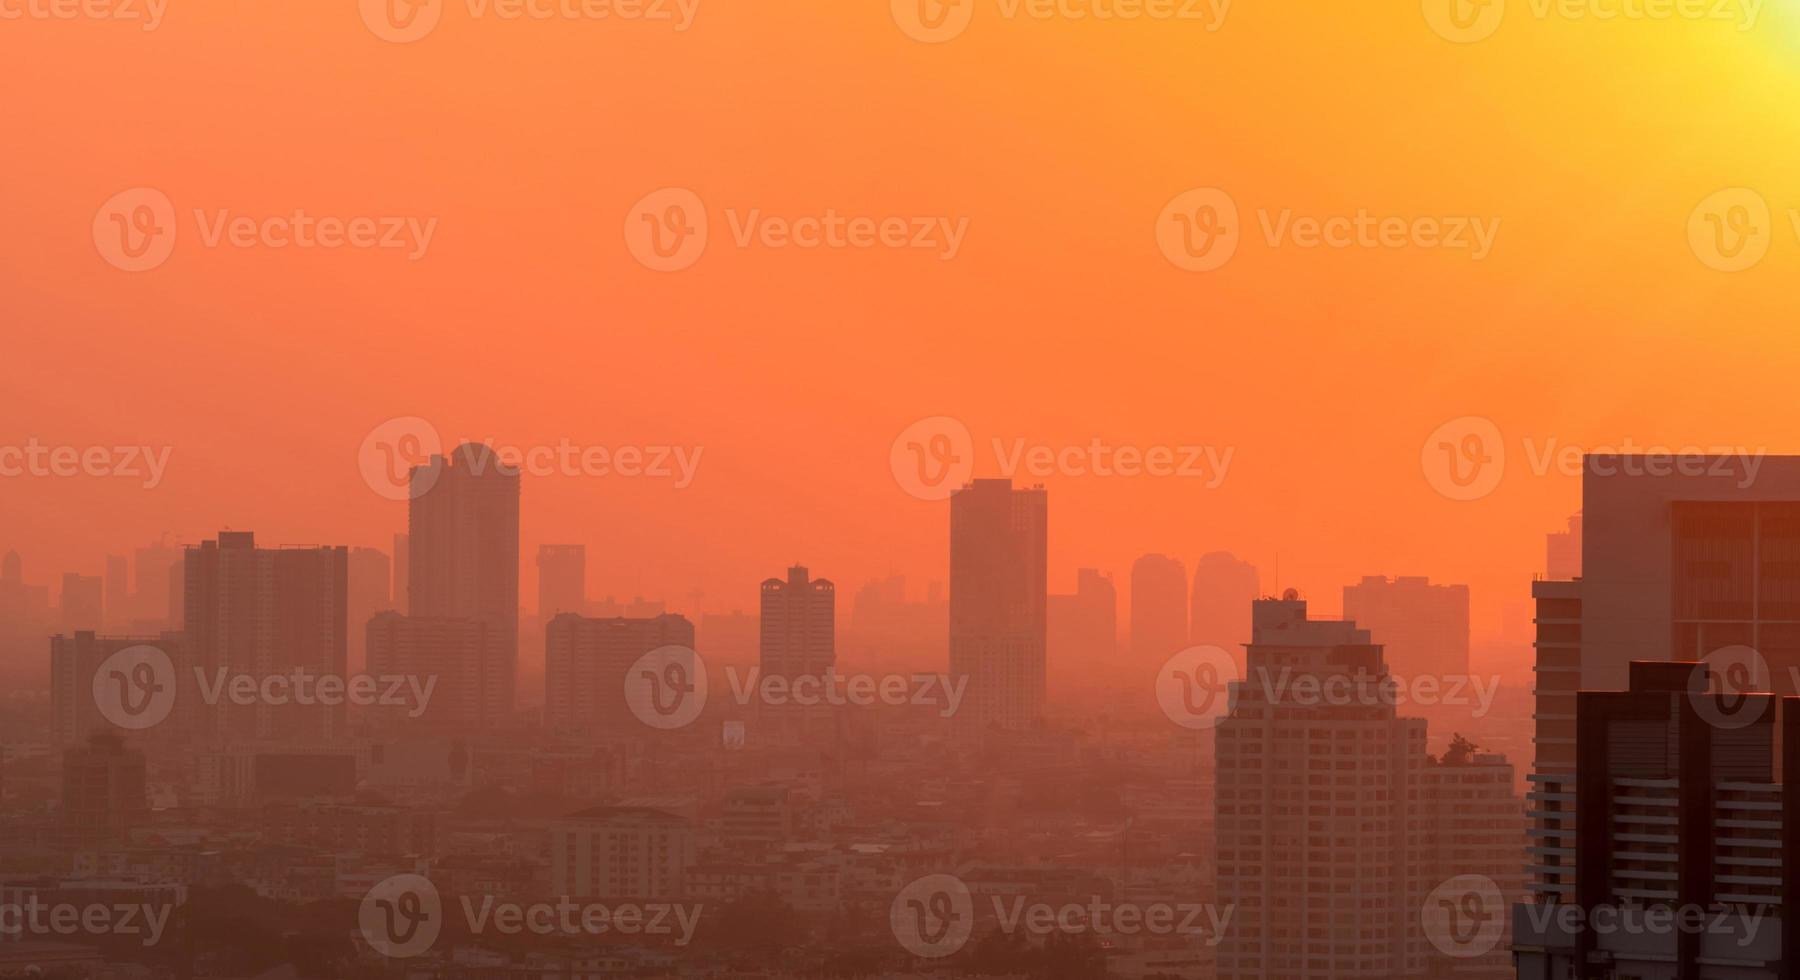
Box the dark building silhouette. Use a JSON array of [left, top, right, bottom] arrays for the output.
[[408, 444, 520, 723], [1130, 553, 1188, 668], [1514, 661, 1783, 978], [1047, 567, 1116, 690], [183, 531, 349, 743], [366, 612, 506, 730], [758, 565, 835, 741], [1545, 511, 1581, 581], [1190, 550, 1260, 667], [538, 544, 586, 616], [544, 612, 695, 735], [949, 479, 1047, 734], [60, 732, 146, 846], [1342, 575, 1470, 681], [347, 546, 392, 673], [59, 572, 103, 633]]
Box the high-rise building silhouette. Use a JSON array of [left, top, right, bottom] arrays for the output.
[[948, 479, 1047, 734], [50, 631, 185, 746], [544, 612, 695, 735], [347, 546, 392, 673], [1048, 567, 1116, 689], [408, 444, 520, 722], [1190, 551, 1260, 668], [759, 564, 834, 680], [1341, 575, 1470, 681], [59, 573, 103, 632], [758, 565, 835, 741], [392, 531, 410, 614], [183, 531, 349, 743], [366, 612, 506, 730], [103, 555, 128, 629], [538, 544, 587, 616], [1216, 596, 1430, 979], [1130, 553, 1188, 668], [132, 539, 181, 626], [1527, 455, 1800, 908], [1545, 511, 1581, 580], [60, 732, 146, 846], [1516, 661, 1784, 977]]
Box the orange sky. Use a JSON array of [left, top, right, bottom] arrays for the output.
[[4, 0, 1800, 650]]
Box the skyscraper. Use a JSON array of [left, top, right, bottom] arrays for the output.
[[759, 565, 834, 680], [103, 555, 128, 629], [59, 573, 103, 632], [132, 539, 181, 625], [1341, 575, 1470, 681], [1189, 551, 1260, 668], [759, 565, 835, 740], [1544, 511, 1581, 580], [544, 613, 696, 735], [50, 631, 186, 746], [347, 546, 392, 673], [1515, 661, 1782, 977], [1130, 553, 1188, 668], [366, 612, 506, 730], [538, 544, 587, 616], [408, 444, 520, 722], [392, 531, 410, 614], [948, 479, 1047, 734], [1047, 567, 1116, 690], [183, 531, 349, 743], [1526, 454, 1800, 911], [60, 733, 147, 846], [1215, 596, 1430, 980]]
